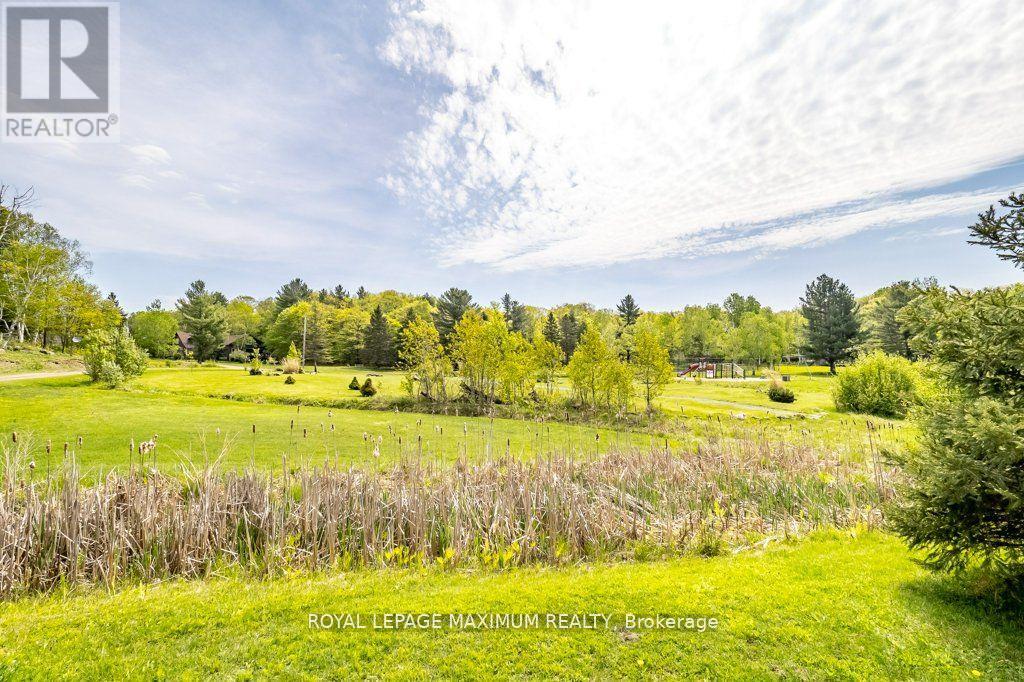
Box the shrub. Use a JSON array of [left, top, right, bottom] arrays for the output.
[[248, 348, 264, 376], [360, 378, 377, 397], [96, 360, 125, 389], [82, 327, 148, 388], [889, 395, 1024, 587], [284, 375, 296, 385], [832, 351, 920, 418], [228, 349, 249, 363], [348, 376, 360, 390], [281, 342, 302, 374], [767, 380, 795, 403]]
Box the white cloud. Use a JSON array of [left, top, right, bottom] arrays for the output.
[[383, 0, 1024, 269], [128, 144, 172, 164]]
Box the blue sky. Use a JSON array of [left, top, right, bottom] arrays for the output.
[[3, 0, 1023, 312]]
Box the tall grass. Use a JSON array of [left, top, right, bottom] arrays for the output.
[[0, 430, 894, 598]]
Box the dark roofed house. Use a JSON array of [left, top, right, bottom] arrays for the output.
[[174, 331, 246, 360]]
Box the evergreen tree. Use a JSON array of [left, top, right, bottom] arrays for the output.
[[558, 311, 581, 362], [967, 191, 1024, 265], [799, 274, 859, 374], [356, 286, 369, 300], [176, 280, 226, 362], [274, 278, 311, 313], [500, 293, 529, 334], [616, 294, 641, 326], [332, 285, 350, 300], [891, 197, 1024, 584], [868, 278, 937, 359], [106, 292, 125, 324], [433, 287, 476, 347], [304, 301, 333, 372], [542, 312, 561, 346], [360, 305, 395, 367]]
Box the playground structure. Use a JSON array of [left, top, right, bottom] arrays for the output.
[[677, 359, 747, 379]]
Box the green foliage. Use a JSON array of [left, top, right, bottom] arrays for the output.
[[890, 396, 1024, 582], [723, 293, 761, 327], [864, 279, 936, 359], [399, 316, 450, 401], [284, 375, 296, 385], [433, 287, 476, 347], [281, 342, 301, 374], [359, 377, 376, 396], [767, 380, 795, 403], [632, 324, 674, 410], [567, 327, 634, 409], [832, 351, 920, 418], [891, 198, 1024, 586], [360, 305, 396, 367], [274, 278, 312, 313], [500, 293, 529, 334], [348, 376, 360, 390], [248, 348, 263, 375], [800, 274, 860, 373], [127, 309, 178, 358], [616, 294, 641, 326], [82, 327, 148, 387], [175, 280, 226, 362]]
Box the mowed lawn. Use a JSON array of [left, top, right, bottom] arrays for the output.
[[0, 376, 662, 473], [138, 365, 844, 420], [1, 532, 1021, 679]]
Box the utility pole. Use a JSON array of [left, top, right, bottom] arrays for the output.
[[301, 314, 307, 370]]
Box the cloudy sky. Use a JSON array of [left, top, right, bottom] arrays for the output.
[[4, 0, 1024, 312]]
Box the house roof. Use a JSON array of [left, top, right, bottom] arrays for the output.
[[175, 331, 244, 349]]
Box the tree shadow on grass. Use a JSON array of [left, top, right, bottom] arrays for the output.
[[898, 570, 1024, 642]]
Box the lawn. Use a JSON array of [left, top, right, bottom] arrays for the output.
[[0, 346, 82, 375], [0, 376, 664, 473], [1, 532, 1020, 679]]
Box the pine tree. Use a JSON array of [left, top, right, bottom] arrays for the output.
[[542, 312, 561, 346], [800, 274, 859, 374], [616, 294, 641, 326], [356, 286, 369, 300], [274, 278, 311, 313], [869, 279, 936, 359], [500, 293, 529, 334], [433, 287, 476, 347], [360, 305, 395, 367], [558, 312, 580, 362], [332, 285, 350, 300], [176, 280, 226, 362]]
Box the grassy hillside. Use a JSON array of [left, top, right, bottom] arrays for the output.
[[1, 532, 1020, 679], [0, 346, 82, 375]]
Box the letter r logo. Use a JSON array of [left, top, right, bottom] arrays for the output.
[[4, 5, 110, 113]]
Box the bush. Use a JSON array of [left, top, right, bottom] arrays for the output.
[[248, 348, 264, 375], [832, 351, 921, 418], [348, 376, 360, 390], [284, 375, 296, 385], [82, 327, 148, 388], [767, 380, 795, 403], [96, 360, 125, 388], [228, 349, 249, 363], [360, 378, 377, 397], [889, 396, 1024, 587], [281, 342, 302, 374]]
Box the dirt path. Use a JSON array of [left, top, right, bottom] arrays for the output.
[[0, 370, 84, 383]]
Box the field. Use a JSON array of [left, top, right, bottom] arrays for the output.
[[0, 362, 995, 679], [1, 532, 1021, 679], [0, 365, 907, 476]]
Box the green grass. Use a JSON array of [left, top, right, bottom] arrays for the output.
[[136, 364, 410, 403], [0, 532, 1020, 679], [657, 373, 837, 417], [0, 376, 663, 473], [0, 346, 82, 375]]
